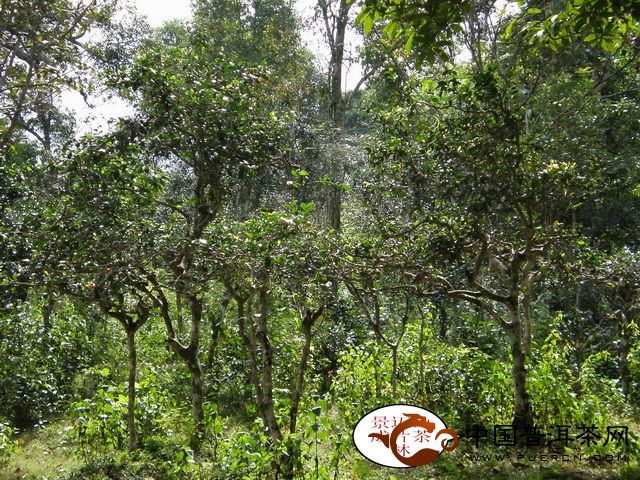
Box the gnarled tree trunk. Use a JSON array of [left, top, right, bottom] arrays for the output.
[[102, 303, 149, 453], [126, 327, 139, 452], [504, 314, 534, 429]]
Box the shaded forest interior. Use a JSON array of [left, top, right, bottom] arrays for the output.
[[2, 0, 640, 478]]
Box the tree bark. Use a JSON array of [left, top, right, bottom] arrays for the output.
[[437, 300, 448, 340], [176, 290, 185, 335], [235, 295, 264, 417], [290, 327, 312, 435], [126, 327, 138, 452], [42, 290, 55, 334], [321, 0, 351, 232], [522, 276, 533, 357], [505, 313, 534, 429], [186, 349, 205, 445], [232, 288, 282, 443], [290, 307, 323, 434], [283, 307, 323, 480], [100, 305, 148, 453], [391, 345, 399, 397], [185, 296, 205, 445], [328, 0, 349, 128], [150, 282, 206, 450], [256, 282, 282, 442], [207, 291, 229, 370]]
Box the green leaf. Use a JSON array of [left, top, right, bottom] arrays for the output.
[[358, 10, 376, 35], [504, 18, 517, 38], [404, 34, 415, 55]]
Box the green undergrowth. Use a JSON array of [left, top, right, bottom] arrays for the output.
[[2, 416, 639, 480]]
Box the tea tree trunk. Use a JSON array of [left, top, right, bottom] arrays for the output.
[[126, 328, 138, 451], [504, 313, 534, 429]]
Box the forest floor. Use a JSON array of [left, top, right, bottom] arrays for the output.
[[1, 419, 639, 479], [0, 419, 80, 480]]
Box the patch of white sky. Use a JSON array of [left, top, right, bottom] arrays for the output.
[[64, 0, 519, 133], [62, 0, 363, 134]]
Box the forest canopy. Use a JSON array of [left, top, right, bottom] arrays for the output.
[[1, 0, 640, 478]]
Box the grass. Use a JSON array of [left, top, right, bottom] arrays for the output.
[[0, 419, 80, 480]]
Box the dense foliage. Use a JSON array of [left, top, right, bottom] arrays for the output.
[[1, 0, 639, 479]]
